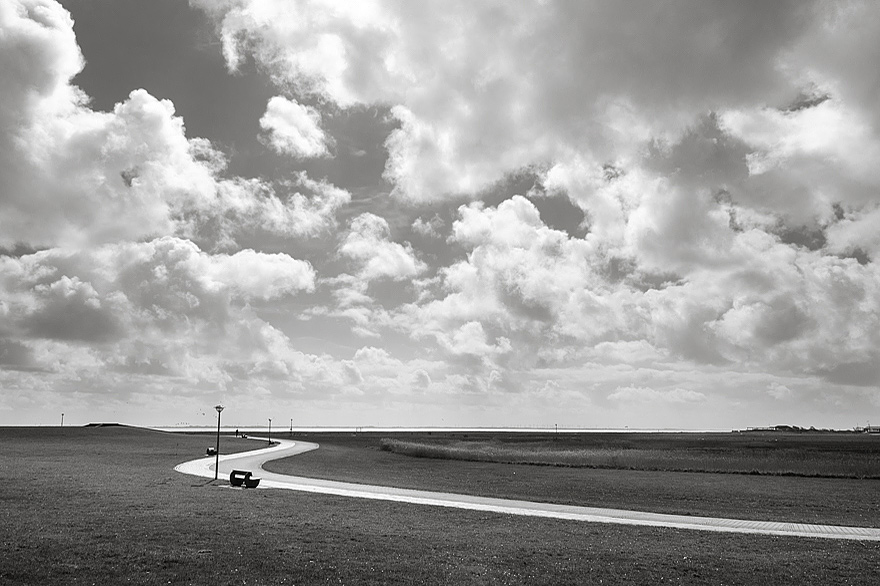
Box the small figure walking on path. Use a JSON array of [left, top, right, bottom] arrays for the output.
[[235, 428, 239, 438]]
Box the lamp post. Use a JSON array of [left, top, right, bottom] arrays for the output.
[[214, 404, 224, 481], [268, 418, 272, 446]]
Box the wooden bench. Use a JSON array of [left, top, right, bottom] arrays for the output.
[[229, 469, 261, 488]]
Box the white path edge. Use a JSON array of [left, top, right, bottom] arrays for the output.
[[175, 437, 880, 542]]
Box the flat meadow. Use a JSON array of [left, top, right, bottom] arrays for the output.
[[267, 430, 880, 528], [378, 431, 880, 478], [3, 426, 879, 585]]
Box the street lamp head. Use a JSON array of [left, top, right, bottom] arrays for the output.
[[215, 404, 225, 413]]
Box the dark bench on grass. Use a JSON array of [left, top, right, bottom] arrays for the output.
[[229, 469, 261, 488]]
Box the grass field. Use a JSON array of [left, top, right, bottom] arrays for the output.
[[3, 426, 880, 585], [266, 431, 880, 528], [378, 431, 880, 478]]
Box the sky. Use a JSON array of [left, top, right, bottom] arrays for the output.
[[2, 0, 879, 430]]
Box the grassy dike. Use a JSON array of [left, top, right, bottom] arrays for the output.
[[3, 426, 879, 585]]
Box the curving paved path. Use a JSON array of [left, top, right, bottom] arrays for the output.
[[175, 437, 880, 541]]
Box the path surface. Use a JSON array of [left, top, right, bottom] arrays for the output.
[[175, 437, 880, 541]]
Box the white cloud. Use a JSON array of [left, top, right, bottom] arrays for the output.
[[0, 76, 201, 247], [768, 382, 793, 400], [5, 0, 880, 428], [0, 0, 84, 128], [386, 191, 880, 394], [0, 236, 345, 408], [441, 321, 510, 358], [0, 2, 351, 252], [260, 96, 332, 158], [0, 238, 315, 341], [412, 369, 432, 388], [194, 0, 826, 203], [608, 386, 706, 404], [185, 0, 880, 418], [197, 248, 315, 300], [178, 172, 351, 250], [412, 196, 626, 352], [411, 214, 444, 239], [339, 213, 426, 282], [720, 98, 880, 227]]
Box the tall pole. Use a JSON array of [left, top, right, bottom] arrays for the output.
[[214, 404, 224, 481], [268, 418, 272, 446], [61, 413, 64, 427]]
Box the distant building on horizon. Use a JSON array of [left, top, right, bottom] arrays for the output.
[[854, 425, 880, 433]]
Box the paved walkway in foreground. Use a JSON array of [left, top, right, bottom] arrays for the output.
[[175, 438, 880, 541]]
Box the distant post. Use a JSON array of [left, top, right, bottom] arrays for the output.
[[268, 418, 272, 446], [214, 404, 224, 481], [61, 413, 64, 427]]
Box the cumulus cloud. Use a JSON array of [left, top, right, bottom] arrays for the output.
[[177, 172, 351, 250], [411, 214, 445, 239], [259, 96, 332, 158], [5, 0, 880, 427], [0, 67, 200, 247], [192, 247, 316, 300], [0, 0, 84, 132], [339, 213, 426, 282], [440, 321, 511, 359], [383, 191, 880, 395], [412, 368, 432, 388], [408, 196, 629, 357], [0, 1, 351, 253], [193, 0, 832, 203], [0, 238, 314, 334], [192, 0, 880, 270], [23, 276, 126, 343], [0, 2, 371, 419], [768, 382, 793, 400], [0, 237, 324, 396], [720, 98, 880, 225], [186, 0, 880, 408], [608, 386, 706, 404]]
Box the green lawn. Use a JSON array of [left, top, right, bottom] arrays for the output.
[[2, 426, 879, 585]]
